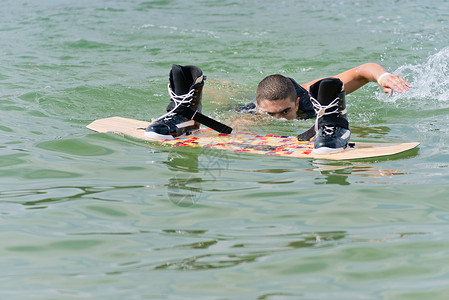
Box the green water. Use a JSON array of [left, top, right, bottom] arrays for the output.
[[1, 0, 449, 299]]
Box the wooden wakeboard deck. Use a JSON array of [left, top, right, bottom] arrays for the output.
[[87, 117, 419, 160]]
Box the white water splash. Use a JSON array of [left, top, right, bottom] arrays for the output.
[[379, 47, 449, 104]]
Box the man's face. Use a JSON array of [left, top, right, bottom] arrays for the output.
[[256, 97, 299, 120]]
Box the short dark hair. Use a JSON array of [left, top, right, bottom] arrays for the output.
[[256, 74, 297, 104]]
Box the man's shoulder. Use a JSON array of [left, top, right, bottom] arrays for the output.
[[235, 100, 256, 113], [289, 77, 308, 94]]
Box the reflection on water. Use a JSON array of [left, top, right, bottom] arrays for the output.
[[167, 173, 202, 207], [288, 231, 346, 248], [164, 146, 234, 207], [163, 144, 415, 199], [0, 185, 145, 209], [154, 251, 263, 270], [163, 148, 200, 173], [308, 160, 408, 185], [89, 229, 422, 275], [99, 229, 351, 272]]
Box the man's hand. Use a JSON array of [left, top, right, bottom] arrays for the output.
[[377, 73, 412, 95]]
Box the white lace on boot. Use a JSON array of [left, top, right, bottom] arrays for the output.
[[151, 84, 196, 123], [310, 96, 347, 134]]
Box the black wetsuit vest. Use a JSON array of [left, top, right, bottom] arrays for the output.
[[236, 78, 316, 119]]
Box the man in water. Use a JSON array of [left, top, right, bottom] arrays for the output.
[[238, 63, 411, 153], [144, 63, 410, 153]]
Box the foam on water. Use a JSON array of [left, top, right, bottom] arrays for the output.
[[378, 47, 449, 105]]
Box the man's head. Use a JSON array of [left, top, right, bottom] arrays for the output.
[[256, 74, 299, 120]]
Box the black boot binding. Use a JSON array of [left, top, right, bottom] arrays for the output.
[[308, 77, 351, 154], [145, 64, 232, 139]]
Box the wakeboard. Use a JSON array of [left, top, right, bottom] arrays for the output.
[[86, 117, 419, 160]]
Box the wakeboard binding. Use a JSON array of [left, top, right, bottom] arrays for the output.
[[145, 64, 232, 139], [309, 77, 351, 154]]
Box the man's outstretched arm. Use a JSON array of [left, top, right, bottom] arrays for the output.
[[302, 63, 411, 95]]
